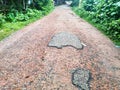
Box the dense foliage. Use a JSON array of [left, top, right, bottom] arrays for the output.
[[72, 0, 120, 45], [0, 0, 54, 40], [70, 0, 79, 6], [0, 0, 54, 25], [54, 0, 65, 5]]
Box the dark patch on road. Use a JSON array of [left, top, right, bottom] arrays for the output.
[[71, 68, 91, 90]]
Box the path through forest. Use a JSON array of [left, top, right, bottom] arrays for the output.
[[0, 5, 120, 90]]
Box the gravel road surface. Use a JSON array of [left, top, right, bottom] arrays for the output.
[[0, 5, 120, 90]]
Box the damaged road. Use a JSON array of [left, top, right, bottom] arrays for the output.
[[0, 5, 120, 90]]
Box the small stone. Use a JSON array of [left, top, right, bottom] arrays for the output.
[[48, 32, 83, 50], [72, 68, 90, 90]]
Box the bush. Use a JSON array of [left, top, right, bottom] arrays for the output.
[[33, 0, 54, 11], [72, 0, 120, 45], [27, 9, 43, 18], [108, 19, 120, 41], [71, 0, 79, 7], [82, 0, 95, 11], [0, 0, 54, 41], [0, 14, 6, 27], [0, 0, 54, 23]]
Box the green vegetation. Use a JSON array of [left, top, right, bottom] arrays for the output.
[[70, 0, 80, 7], [0, 0, 54, 40], [71, 0, 120, 45]]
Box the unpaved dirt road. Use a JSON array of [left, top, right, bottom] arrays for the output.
[[0, 5, 120, 90]]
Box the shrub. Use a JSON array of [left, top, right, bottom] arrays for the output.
[[72, 0, 120, 45], [0, 14, 6, 27], [82, 0, 95, 11], [71, 0, 79, 7]]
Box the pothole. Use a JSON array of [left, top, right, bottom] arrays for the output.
[[71, 68, 91, 90], [48, 32, 83, 50]]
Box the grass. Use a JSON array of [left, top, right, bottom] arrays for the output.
[[0, 17, 39, 40]]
